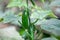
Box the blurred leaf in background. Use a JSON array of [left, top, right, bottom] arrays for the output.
[[40, 19, 60, 39], [31, 9, 57, 20], [50, 0, 60, 7], [7, 0, 27, 8], [42, 37, 57, 40]]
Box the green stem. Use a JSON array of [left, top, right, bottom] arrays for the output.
[[31, 27, 34, 40], [26, 0, 28, 7], [30, 0, 35, 6], [26, 0, 34, 40]]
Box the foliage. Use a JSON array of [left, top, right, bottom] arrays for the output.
[[0, 0, 60, 40], [42, 37, 57, 40]]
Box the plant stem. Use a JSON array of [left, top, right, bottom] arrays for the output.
[[26, 0, 34, 40], [31, 26, 34, 40]]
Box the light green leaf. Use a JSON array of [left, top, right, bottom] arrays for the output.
[[40, 19, 60, 37], [0, 12, 5, 18], [50, 0, 60, 6], [2, 11, 17, 23], [47, 11, 57, 18], [31, 10, 51, 19], [7, 0, 27, 8], [42, 37, 57, 40]]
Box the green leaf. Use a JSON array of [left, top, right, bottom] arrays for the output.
[[50, 0, 60, 6], [0, 12, 5, 18], [2, 11, 17, 23], [31, 10, 51, 19], [40, 19, 60, 37], [22, 10, 29, 29], [7, 0, 27, 8], [30, 0, 35, 6], [19, 29, 26, 36], [42, 37, 57, 40], [46, 11, 57, 18]]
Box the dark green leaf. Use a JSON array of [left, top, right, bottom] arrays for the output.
[[22, 10, 29, 29], [30, 0, 35, 6]]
